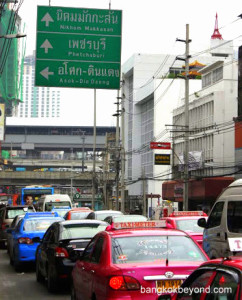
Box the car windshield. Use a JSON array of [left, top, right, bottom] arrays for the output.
[[60, 223, 107, 239], [96, 212, 122, 220], [112, 235, 207, 264], [6, 208, 34, 219], [45, 201, 71, 211], [176, 219, 205, 233], [23, 218, 61, 232], [70, 211, 91, 220]]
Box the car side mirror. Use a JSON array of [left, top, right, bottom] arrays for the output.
[[166, 222, 173, 229], [32, 237, 41, 243], [105, 225, 112, 231], [70, 248, 84, 262], [197, 218, 207, 228]]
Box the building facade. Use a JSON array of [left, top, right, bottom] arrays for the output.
[[16, 53, 61, 118], [122, 26, 238, 212]]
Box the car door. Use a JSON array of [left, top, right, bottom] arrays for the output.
[[9, 219, 22, 259], [38, 225, 55, 277], [74, 239, 96, 300], [207, 268, 240, 299], [203, 201, 225, 258], [176, 268, 217, 299], [86, 236, 106, 299]]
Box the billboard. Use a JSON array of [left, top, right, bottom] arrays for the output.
[[178, 151, 203, 171], [155, 154, 171, 165]]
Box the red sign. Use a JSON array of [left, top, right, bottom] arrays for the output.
[[150, 142, 171, 150]]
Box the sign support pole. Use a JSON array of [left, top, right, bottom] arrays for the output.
[[92, 89, 97, 210]]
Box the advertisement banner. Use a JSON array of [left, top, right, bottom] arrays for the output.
[[178, 151, 203, 171]]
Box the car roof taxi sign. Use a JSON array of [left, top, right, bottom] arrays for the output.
[[112, 220, 166, 230]]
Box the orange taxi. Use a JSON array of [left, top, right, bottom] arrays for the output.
[[64, 207, 93, 220]]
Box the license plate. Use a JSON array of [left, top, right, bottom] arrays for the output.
[[156, 279, 182, 290]]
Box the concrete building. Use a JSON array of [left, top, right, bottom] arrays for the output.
[[163, 22, 238, 210], [16, 53, 61, 118], [122, 17, 238, 212]]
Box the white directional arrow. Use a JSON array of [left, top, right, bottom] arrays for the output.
[[40, 67, 54, 80], [41, 13, 54, 27], [40, 39, 53, 54]]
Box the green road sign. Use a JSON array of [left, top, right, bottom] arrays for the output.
[[35, 6, 122, 89], [74, 192, 81, 199]]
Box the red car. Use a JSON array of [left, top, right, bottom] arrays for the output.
[[160, 211, 208, 247], [71, 221, 208, 300], [64, 207, 93, 220], [161, 257, 242, 300]]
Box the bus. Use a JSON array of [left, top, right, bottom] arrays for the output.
[[20, 186, 54, 205]]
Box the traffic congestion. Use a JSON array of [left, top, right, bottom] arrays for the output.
[[0, 180, 241, 299]]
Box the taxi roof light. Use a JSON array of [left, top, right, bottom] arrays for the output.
[[169, 211, 207, 217], [112, 220, 166, 230]]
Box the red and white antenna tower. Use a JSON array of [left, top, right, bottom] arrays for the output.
[[211, 13, 223, 40]]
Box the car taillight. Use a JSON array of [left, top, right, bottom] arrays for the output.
[[18, 237, 33, 244], [55, 247, 69, 258], [109, 275, 140, 290]]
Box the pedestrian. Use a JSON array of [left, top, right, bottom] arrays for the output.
[[25, 195, 33, 205]]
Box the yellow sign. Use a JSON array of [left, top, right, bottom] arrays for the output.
[[155, 154, 170, 165]]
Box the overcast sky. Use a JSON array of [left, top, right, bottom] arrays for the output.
[[17, 0, 242, 126]]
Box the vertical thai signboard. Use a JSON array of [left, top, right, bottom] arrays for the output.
[[35, 6, 122, 89], [0, 104, 5, 140]]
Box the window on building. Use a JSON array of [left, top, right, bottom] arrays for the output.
[[212, 66, 223, 83], [202, 73, 212, 88]]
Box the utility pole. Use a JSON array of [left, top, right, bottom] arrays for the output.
[[103, 133, 108, 209], [81, 131, 85, 173], [115, 90, 120, 211], [120, 82, 125, 213], [184, 24, 190, 211], [177, 24, 191, 211], [142, 167, 146, 216]]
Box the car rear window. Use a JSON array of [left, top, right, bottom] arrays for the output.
[[96, 212, 122, 220], [60, 223, 107, 239], [6, 208, 34, 219], [112, 215, 147, 222], [176, 219, 205, 233], [70, 211, 91, 220], [23, 218, 62, 232], [112, 235, 207, 264], [45, 201, 71, 211]]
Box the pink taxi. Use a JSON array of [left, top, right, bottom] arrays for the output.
[[160, 211, 208, 247], [71, 221, 208, 300]]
